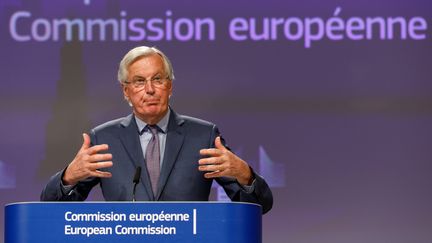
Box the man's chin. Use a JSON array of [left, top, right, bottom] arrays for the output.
[[135, 106, 167, 119]]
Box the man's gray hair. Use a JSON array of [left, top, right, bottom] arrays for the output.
[[117, 46, 175, 84]]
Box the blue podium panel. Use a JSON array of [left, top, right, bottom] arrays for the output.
[[5, 202, 261, 243]]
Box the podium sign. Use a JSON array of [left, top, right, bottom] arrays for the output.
[[5, 202, 261, 243]]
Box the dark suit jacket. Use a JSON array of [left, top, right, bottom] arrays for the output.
[[41, 109, 273, 214]]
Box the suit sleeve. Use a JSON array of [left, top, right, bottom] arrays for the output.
[[211, 125, 274, 214], [40, 130, 100, 201], [40, 168, 99, 201]]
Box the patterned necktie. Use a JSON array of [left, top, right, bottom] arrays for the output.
[[145, 125, 160, 196]]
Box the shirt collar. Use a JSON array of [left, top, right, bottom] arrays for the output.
[[135, 109, 170, 134]]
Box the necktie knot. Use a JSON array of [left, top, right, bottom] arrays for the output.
[[147, 125, 159, 135]]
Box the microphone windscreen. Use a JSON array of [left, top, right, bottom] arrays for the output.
[[133, 166, 142, 184]]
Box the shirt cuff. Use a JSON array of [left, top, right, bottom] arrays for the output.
[[240, 179, 256, 193], [60, 181, 76, 196]]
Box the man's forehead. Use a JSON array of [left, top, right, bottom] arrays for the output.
[[130, 53, 163, 66], [128, 56, 165, 74]]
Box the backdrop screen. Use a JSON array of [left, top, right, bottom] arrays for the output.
[[1, 0, 432, 242]]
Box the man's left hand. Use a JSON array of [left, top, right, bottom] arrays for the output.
[[198, 137, 253, 185]]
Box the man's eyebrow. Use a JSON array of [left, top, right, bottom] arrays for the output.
[[131, 75, 145, 80], [132, 73, 162, 79]]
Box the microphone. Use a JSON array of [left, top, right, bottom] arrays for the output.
[[132, 166, 141, 202]]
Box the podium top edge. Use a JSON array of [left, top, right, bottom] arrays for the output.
[[5, 201, 262, 208]]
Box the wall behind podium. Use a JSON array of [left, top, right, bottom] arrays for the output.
[[1, 0, 432, 242]]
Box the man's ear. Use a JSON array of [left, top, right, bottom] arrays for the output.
[[168, 80, 173, 97], [122, 84, 128, 97], [122, 84, 131, 105]]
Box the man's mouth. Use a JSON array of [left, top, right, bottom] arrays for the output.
[[145, 99, 159, 105]]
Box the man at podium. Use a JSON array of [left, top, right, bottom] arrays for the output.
[[41, 46, 273, 214]]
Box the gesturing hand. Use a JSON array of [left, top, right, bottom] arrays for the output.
[[62, 133, 113, 185], [198, 137, 253, 185]]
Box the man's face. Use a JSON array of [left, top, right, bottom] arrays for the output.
[[123, 54, 172, 124]]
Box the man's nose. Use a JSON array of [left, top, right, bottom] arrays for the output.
[[144, 81, 155, 94]]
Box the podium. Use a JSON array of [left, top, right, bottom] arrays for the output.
[[5, 202, 262, 243]]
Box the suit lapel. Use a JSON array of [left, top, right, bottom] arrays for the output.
[[156, 110, 185, 200], [119, 115, 154, 200]]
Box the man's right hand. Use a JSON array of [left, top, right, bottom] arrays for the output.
[[62, 133, 113, 185]]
